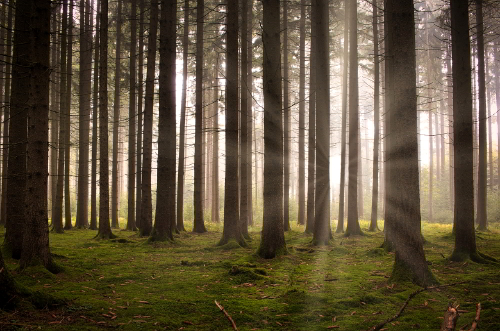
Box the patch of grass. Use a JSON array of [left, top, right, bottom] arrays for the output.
[[0, 221, 499, 330]]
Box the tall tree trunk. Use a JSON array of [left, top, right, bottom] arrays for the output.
[[212, 57, 220, 224], [193, 0, 207, 233], [140, 0, 159, 236], [64, 0, 74, 230], [427, 28, 433, 222], [258, 0, 286, 258], [111, 0, 122, 229], [97, 0, 115, 239], [305, 0, 316, 234], [152, 0, 176, 242], [52, 0, 68, 234], [283, 0, 290, 232], [312, 0, 331, 245], [219, 0, 244, 245], [369, 0, 380, 232], [450, 0, 481, 261], [136, 0, 144, 230], [90, 0, 100, 231], [177, 0, 189, 231], [298, 0, 306, 226], [127, 0, 137, 231], [345, 0, 362, 236], [476, 0, 487, 231], [486, 52, 492, 190], [49, 5, 58, 222], [446, 46, 454, 216], [385, 0, 435, 286], [495, 44, 500, 190], [247, 0, 254, 227], [21, 0, 57, 272], [0, 1, 13, 226], [240, 0, 249, 238]]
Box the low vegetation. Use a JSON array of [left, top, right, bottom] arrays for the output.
[[1, 221, 499, 330]]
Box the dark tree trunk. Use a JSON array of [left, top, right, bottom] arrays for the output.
[[140, 0, 159, 237], [49, 5, 58, 222], [385, 0, 436, 286], [247, 0, 254, 227], [258, 0, 286, 258], [495, 44, 500, 190], [64, 0, 73, 230], [312, 0, 331, 245], [111, 0, 122, 229], [177, 0, 189, 231], [369, 0, 380, 232], [298, 0, 306, 226], [476, 0, 487, 231], [90, 0, 100, 231], [446, 47, 454, 216], [240, 0, 249, 238], [151, 0, 176, 242], [305, 0, 316, 235], [193, 0, 207, 233], [211, 57, 220, 224], [219, 0, 244, 246], [136, 0, 144, 230], [97, 0, 115, 239], [283, 0, 290, 232], [127, 0, 137, 231], [21, 0, 57, 272], [345, 0, 362, 237]]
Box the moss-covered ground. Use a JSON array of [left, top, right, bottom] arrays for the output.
[[1, 220, 499, 330]]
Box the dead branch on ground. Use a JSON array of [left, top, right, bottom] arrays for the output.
[[215, 300, 238, 331]]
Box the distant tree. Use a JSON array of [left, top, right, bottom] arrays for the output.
[[177, 0, 189, 232], [151, 0, 176, 242], [140, 0, 159, 237], [283, 0, 290, 232], [97, 0, 115, 239], [312, 0, 331, 245], [476, 0, 487, 231], [495, 44, 500, 190], [193, 0, 207, 233], [369, 0, 380, 232], [127, 0, 137, 231], [336, 0, 348, 234], [384, 0, 435, 286], [258, 0, 286, 258], [345, 0, 362, 237], [298, 0, 306, 226], [211, 56, 220, 224], [219, 0, 244, 246], [136, 0, 145, 230]]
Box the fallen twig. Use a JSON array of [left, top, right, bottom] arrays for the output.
[[215, 300, 238, 331], [468, 303, 480, 331], [366, 282, 467, 331]]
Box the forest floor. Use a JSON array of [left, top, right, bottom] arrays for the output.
[[1, 220, 499, 331]]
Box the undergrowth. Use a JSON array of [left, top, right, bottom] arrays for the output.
[[1, 220, 499, 330]]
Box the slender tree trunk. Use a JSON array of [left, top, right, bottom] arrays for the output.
[[127, 0, 137, 231], [427, 29, 433, 222], [49, 5, 58, 222], [90, 0, 100, 231], [240, 0, 249, 238], [446, 46, 454, 216], [211, 56, 220, 224], [219, 0, 244, 245], [369, 0, 380, 232], [283, 0, 290, 232], [64, 0, 74, 230], [258, 0, 286, 258], [140, 0, 159, 236], [298, 0, 306, 226], [193, 0, 207, 233], [247, 0, 254, 227], [345, 0, 362, 236], [486, 53, 492, 189], [495, 44, 500, 190], [136, 0, 144, 230], [305, 0, 316, 234], [97, 0, 115, 239], [112, 0, 122, 229], [476, 0, 487, 231]]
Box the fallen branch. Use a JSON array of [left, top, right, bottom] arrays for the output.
[[215, 300, 238, 331], [366, 282, 467, 331], [441, 305, 459, 331], [468, 303, 481, 331]]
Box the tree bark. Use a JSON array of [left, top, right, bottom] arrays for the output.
[[240, 0, 249, 238], [136, 0, 144, 230], [298, 0, 306, 226], [283, 0, 290, 232], [247, 0, 254, 227], [211, 57, 220, 224], [64, 0, 74, 230]]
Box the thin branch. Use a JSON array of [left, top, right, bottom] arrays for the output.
[[215, 300, 238, 331]]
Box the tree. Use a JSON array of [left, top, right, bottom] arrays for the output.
[[305, 0, 316, 235], [97, 0, 115, 239], [219, 0, 245, 246], [312, 0, 331, 245], [151, 0, 176, 242], [246, 0, 254, 227], [140, 0, 159, 237], [211, 56, 220, 224], [369, 0, 380, 232], [384, 0, 435, 286], [193, 0, 207, 233], [258, 0, 286, 258], [336, 0, 348, 234], [298, 0, 306, 226], [64, 0, 74, 230], [495, 44, 500, 190], [111, 0, 122, 229], [345, 0, 362, 237], [127, 0, 137, 231], [240, 0, 249, 238], [283, 0, 290, 232], [476, 0, 487, 231], [136, 0, 145, 230], [177, 0, 189, 232]]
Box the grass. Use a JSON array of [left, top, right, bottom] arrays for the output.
[[1, 220, 499, 330]]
